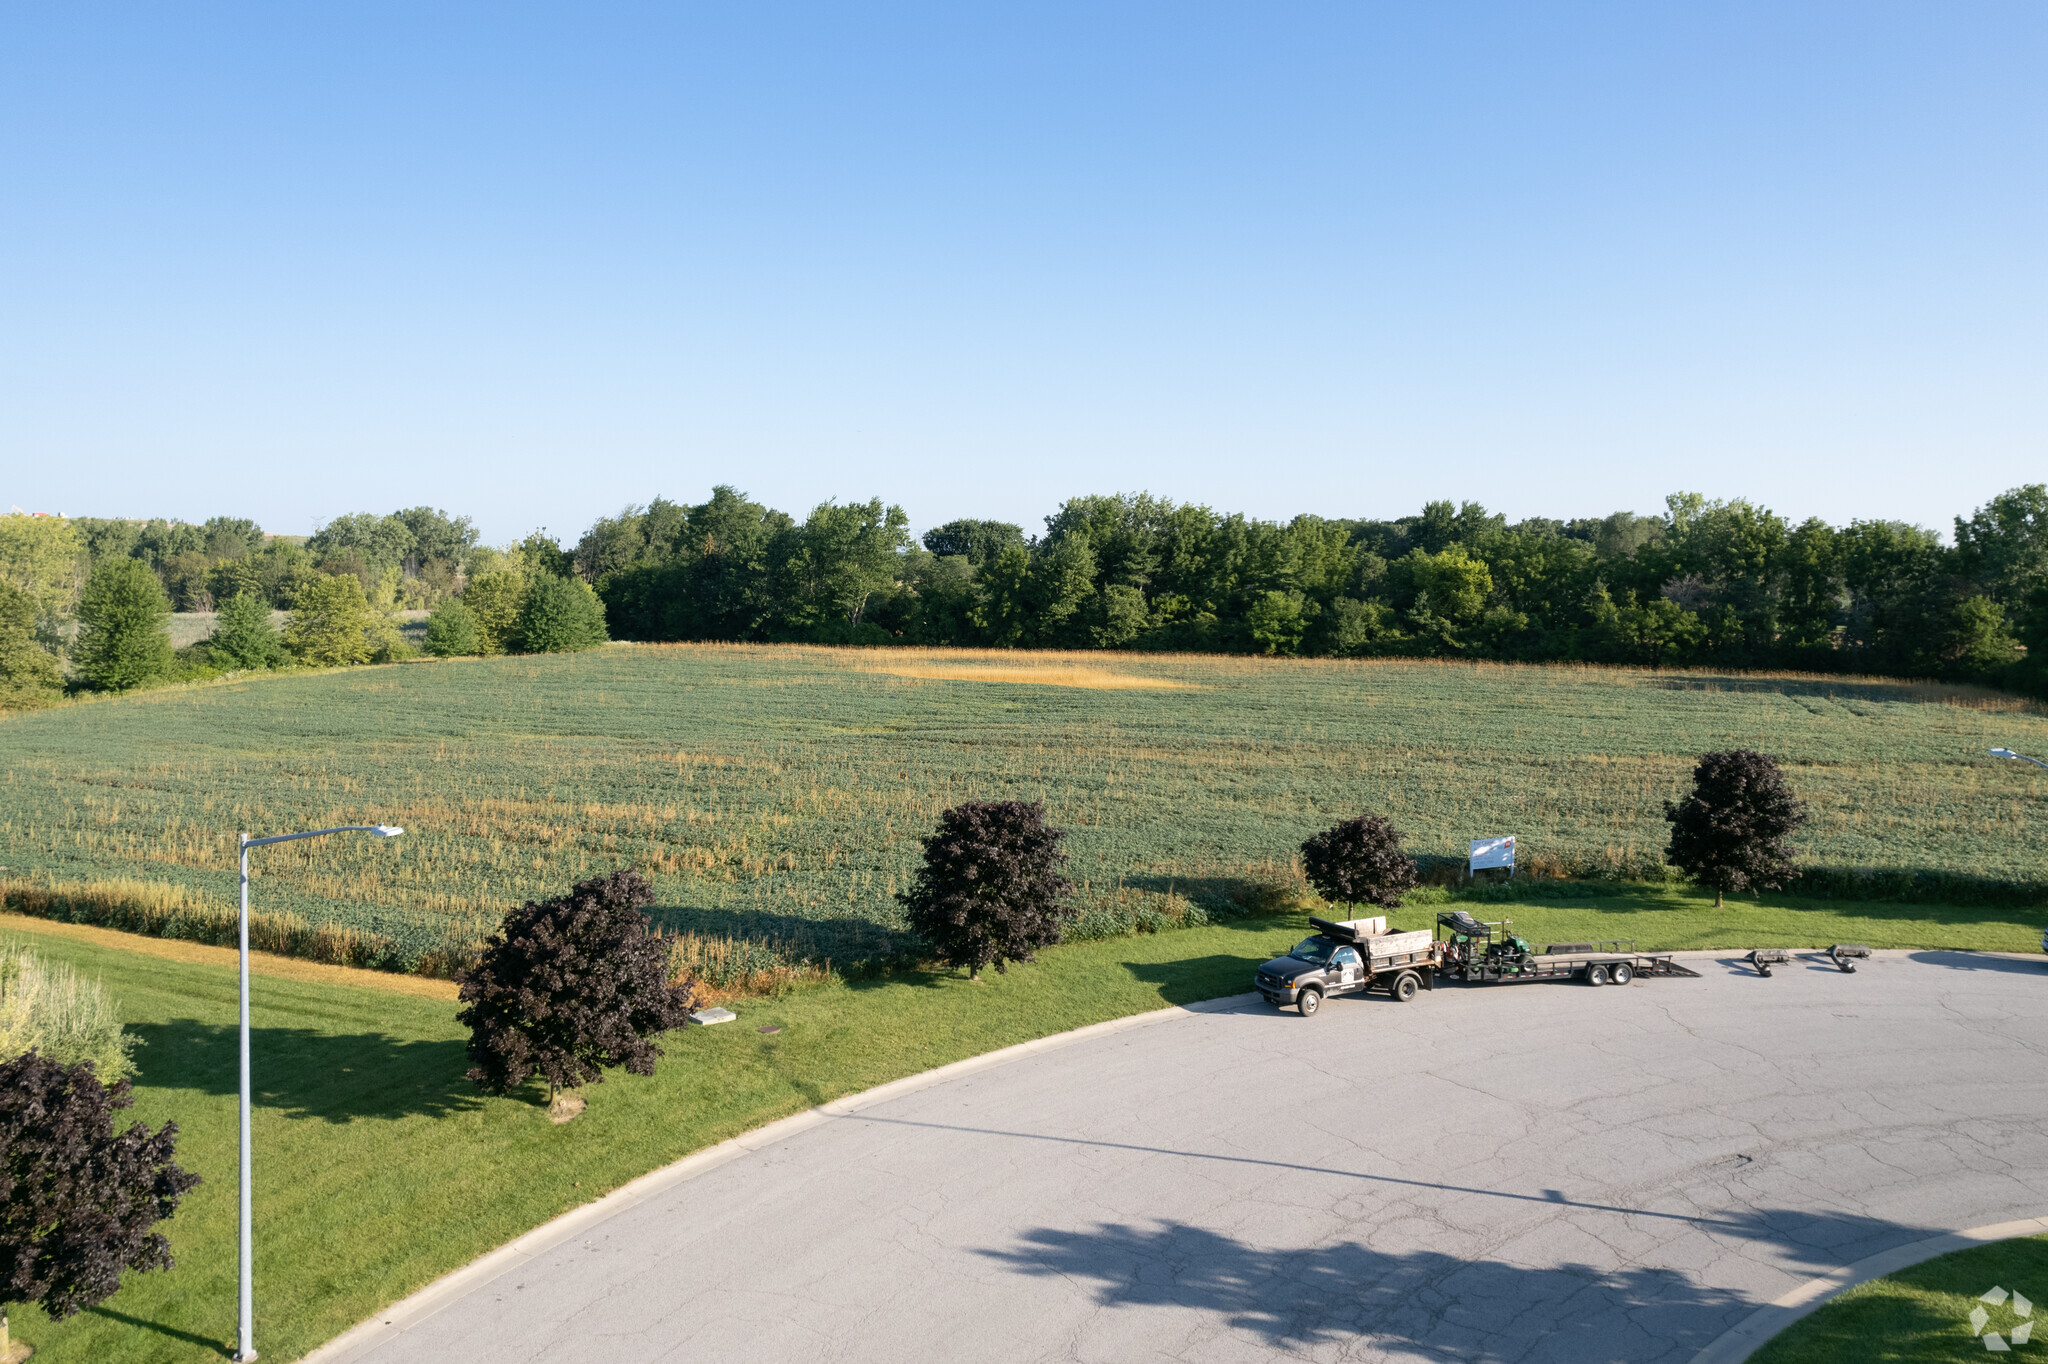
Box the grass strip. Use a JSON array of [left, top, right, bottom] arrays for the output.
[[1750, 1235, 2048, 1362]]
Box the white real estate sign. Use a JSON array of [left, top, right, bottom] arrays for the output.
[[1469, 836, 1516, 872]]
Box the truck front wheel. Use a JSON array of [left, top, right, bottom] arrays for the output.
[[1297, 987, 1323, 1017], [1390, 972, 1420, 1003]]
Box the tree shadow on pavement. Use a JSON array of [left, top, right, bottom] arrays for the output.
[[129, 1018, 483, 1124], [974, 1206, 1939, 1361], [1906, 951, 2047, 975]]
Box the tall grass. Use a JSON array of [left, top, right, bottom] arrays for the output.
[[0, 938, 137, 1081]]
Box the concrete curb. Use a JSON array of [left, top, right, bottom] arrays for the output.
[[297, 992, 1262, 1364], [1687, 1214, 2048, 1363]]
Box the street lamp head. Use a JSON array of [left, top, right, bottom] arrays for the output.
[[1991, 748, 2018, 759], [371, 825, 405, 837]]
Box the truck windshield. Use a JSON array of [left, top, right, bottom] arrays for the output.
[[1287, 937, 1336, 964]]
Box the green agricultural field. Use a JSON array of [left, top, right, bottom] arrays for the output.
[[0, 646, 2044, 970]]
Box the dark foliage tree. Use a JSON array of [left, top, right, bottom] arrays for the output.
[[72, 559, 173, 691], [899, 802, 1074, 979], [0, 1052, 198, 1349], [1299, 814, 1419, 911], [1664, 750, 1807, 907], [457, 869, 693, 1101]]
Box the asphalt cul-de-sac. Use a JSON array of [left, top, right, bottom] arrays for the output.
[[355, 950, 2048, 1363]]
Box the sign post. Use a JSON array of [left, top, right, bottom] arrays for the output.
[[1468, 836, 1516, 880]]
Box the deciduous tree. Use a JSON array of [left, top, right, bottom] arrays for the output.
[[73, 560, 172, 691], [898, 802, 1074, 979], [0, 1053, 197, 1354], [206, 591, 286, 670], [457, 870, 693, 1107], [517, 574, 609, 653], [0, 582, 62, 710], [1664, 750, 1807, 907], [284, 572, 377, 666], [424, 598, 483, 657], [1299, 814, 1419, 911]]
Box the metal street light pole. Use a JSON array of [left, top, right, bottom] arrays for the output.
[[235, 824, 402, 1363], [1989, 747, 2048, 771]]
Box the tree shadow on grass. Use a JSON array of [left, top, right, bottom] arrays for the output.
[[1121, 874, 1295, 917], [973, 1205, 1943, 1360], [129, 1018, 483, 1123], [1120, 955, 1279, 1007], [643, 903, 917, 964]]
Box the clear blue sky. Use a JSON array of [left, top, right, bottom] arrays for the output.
[[3, 3, 2041, 544]]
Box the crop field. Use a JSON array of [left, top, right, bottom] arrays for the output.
[[1, 645, 2045, 971]]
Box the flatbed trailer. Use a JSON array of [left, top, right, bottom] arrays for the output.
[[1434, 911, 1700, 986]]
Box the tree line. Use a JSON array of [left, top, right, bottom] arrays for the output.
[[578, 483, 2048, 688], [0, 507, 603, 705], [6, 483, 2047, 705]]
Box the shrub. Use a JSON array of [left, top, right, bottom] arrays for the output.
[[462, 571, 528, 654], [205, 590, 286, 670], [456, 869, 694, 1104], [898, 801, 1075, 978], [72, 559, 172, 691], [0, 582, 61, 710], [0, 942, 138, 1083], [1664, 749, 1807, 907], [285, 572, 376, 666], [0, 1052, 198, 1349], [423, 598, 482, 657], [1300, 813, 1419, 911], [518, 574, 609, 653]]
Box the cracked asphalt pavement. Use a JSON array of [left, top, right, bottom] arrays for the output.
[[353, 949, 2048, 1363]]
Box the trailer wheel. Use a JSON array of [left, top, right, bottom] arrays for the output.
[[1586, 964, 1609, 987], [1610, 962, 1634, 986], [1390, 972, 1420, 1003], [1297, 987, 1323, 1017]]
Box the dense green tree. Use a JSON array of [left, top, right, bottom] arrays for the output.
[[0, 581, 63, 709], [0, 513, 86, 644], [307, 513, 415, 572], [517, 574, 609, 653], [73, 560, 172, 691], [462, 572, 529, 654], [205, 592, 286, 670], [921, 520, 1025, 569], [391, 507, 478, 573], [424, 599, 483, 657], [284, 573, 377, 666]]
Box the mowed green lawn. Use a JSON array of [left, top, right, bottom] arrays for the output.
[[5, 913, 1310, 1364], [0, 646, 2044, 969], [1751, 1235, 2048, 1362]]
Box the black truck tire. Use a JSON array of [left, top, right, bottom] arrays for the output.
[[1586, 964, 1609, 986], [1610, 962, 1634, 985], [1298, 987, 1323, 1016], [1390, 971, 1420, 1003]]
